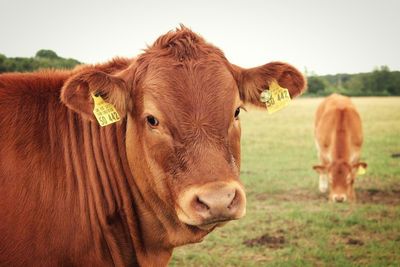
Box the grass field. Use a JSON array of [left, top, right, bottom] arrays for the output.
[[170, 97, 400, 267]]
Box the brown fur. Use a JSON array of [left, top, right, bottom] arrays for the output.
[[313, 93, 367, 202], [0, 26, 306, 266]]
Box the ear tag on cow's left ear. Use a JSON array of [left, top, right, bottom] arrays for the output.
[[91, 93, 120, 127], [260, 80, 291, 114], [357, 166, 366, 176]]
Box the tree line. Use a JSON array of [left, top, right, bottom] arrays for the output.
[[1, 50, 399, 96], [306, 66, 400, 96], [0, 50, 80, 73]]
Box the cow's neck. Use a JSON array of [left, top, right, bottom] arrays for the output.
[[63, 112, 136, 265]]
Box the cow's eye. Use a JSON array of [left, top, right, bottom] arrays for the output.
[[234, 107, 241, 119], [146, 115, 159, 127]]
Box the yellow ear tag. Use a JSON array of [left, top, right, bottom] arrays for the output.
[[357, 166, 366, 176], [91, 93, 121, 126], [260, 81, 291, 114]]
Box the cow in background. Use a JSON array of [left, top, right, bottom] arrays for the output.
[[313, 94, 367, 202], [0, 26, 306, 266]]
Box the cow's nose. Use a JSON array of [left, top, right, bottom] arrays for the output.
[[333, 194, 347, 203], [194, 187, 238, 220], [176, 181, 246, 227]]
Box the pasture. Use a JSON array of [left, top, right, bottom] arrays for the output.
[[171, 97, 400, 266]]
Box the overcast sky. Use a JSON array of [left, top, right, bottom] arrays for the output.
[[1, 0, 399, 75]]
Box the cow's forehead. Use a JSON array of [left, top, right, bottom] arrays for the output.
[[142, 59, 239, 115]]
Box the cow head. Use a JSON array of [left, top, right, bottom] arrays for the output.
[[313, 161, 367, 202], [61, 26, 305, 243]]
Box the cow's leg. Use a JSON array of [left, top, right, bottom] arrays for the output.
[[319, 173, 328, 193], [316, 140, 329, 193], [319, 155, 330, 193]]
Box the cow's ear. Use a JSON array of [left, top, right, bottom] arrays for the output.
[[61, 68, 131, 121], [313, 165, 327, 174], [230, 62, 306, 108]]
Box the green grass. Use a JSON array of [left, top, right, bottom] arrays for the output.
[[170, 97, 400, 266]]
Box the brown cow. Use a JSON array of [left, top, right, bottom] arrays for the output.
[[313, 94, 367, 203], [0, 26, 305, 266]]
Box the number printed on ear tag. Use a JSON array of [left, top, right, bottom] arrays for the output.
[[260, 81, 291, 114], [91, 93, 121, 126]]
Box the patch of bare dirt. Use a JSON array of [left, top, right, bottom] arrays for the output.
[[357, 188, 400, 205], [255, 190, 326, 202], [347, 238, 364, 246], [255, 188, 400, 205], [243, 233, 285, 249]]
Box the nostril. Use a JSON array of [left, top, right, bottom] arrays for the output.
[[193, 196, 210, 212], [227, 190, 238, 210]]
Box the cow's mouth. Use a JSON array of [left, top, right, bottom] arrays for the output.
[[177, 203, 239, 231], [195, 218, 232, 231]]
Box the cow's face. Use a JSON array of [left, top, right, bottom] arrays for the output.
[[313, 161, 367, 202], [61, 27, 305, 239], [132, 57, 245, 230]]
